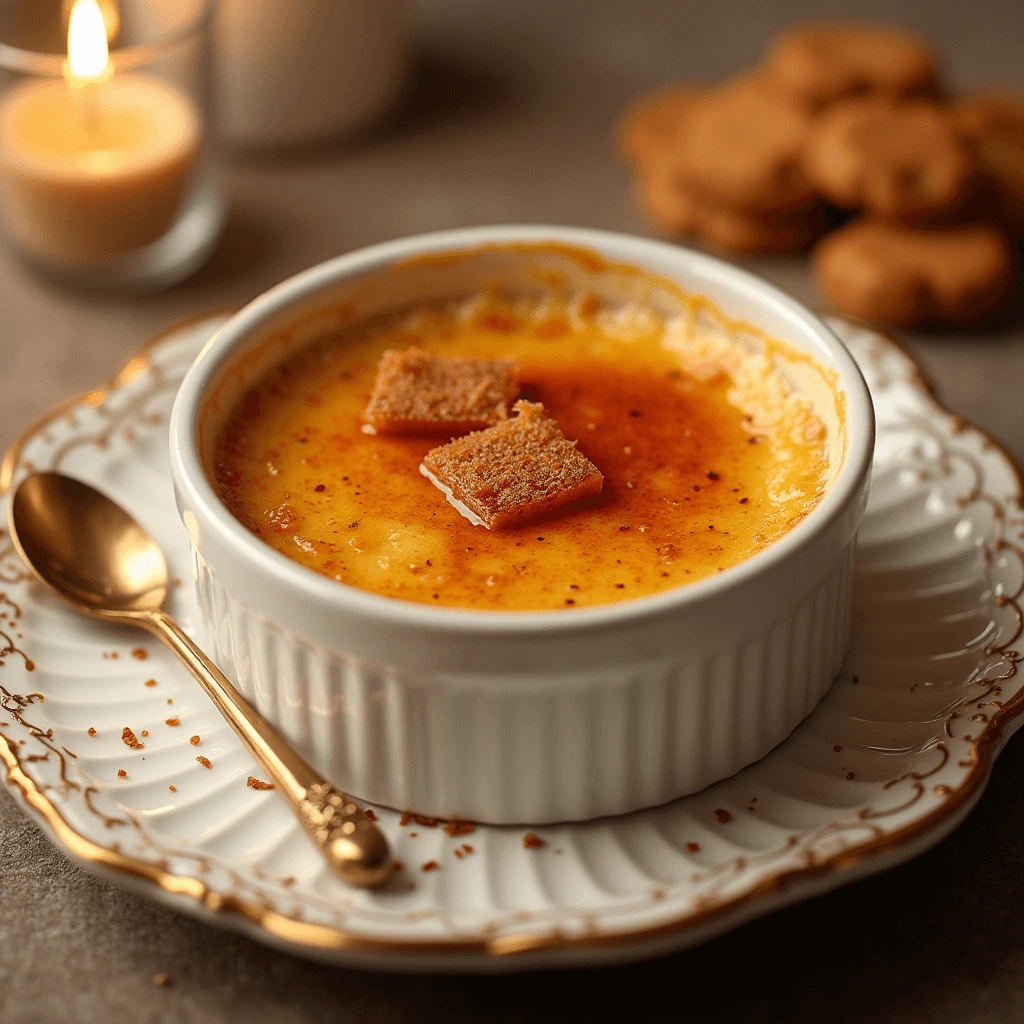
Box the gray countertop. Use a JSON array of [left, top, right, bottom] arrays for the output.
[[3, 1, 1024, 1020]]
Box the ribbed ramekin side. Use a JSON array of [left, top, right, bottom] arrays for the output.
[[192, 542, 856, 823]]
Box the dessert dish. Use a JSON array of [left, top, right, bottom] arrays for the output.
[[7, 307, 1020, 968], [170, 226, 873, 823], [813, 220, 1014, 328]]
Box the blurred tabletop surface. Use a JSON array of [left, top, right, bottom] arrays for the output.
[[3, 0, 1024, 1021]]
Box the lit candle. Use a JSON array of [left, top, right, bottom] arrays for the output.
[[0, 0, 202, 268]]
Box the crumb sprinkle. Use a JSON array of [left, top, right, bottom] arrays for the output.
[[196, 756, 212, 769], [523, 832, 545, 849], [121, 727, 144, 750], [247, 776, 274, 790], [189, 735, 201, 746]]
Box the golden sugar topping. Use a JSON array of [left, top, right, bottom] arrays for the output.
[[214, 293, 830, 611]]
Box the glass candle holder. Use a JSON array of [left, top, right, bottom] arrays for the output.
[[0, 0, 224, 291]]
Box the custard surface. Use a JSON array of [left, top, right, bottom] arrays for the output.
[[214, 298, 829, 611]]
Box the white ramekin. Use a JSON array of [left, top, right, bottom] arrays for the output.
[[169, 226, 874, 825]]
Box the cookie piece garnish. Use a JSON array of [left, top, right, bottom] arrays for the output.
[[420, 400, 604, 529], [951, 92, 1024, 234], [670, 79, 816, 214], [363, 348, 520, 436], [804, 98, 974, 221], [763, 21, 940, 109], [639, 165, 825, 254], [813, 219, 1014, 328]]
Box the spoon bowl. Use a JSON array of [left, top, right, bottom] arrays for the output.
[[8, 471, 391, 888], [11, 472, 168, 615]]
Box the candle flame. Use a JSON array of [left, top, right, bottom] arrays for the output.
[[67, 0, 109, 82]]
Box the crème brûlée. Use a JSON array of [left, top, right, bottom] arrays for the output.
[[213, 294, 833, 612]]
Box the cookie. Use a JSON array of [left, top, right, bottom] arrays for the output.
[[363, 348, 520, 435], [420, 401, 604, 529], [639, 166, 824, 254], [813, 220, 1014, 327], [764, 21, 940, 109], [616, 83, 707, 167], [804, 98, 975, 221], [670, 79, 817, 214], [951, 92, 1024, 233]]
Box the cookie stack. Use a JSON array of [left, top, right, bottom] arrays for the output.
[[619, 21, 1023, 329]]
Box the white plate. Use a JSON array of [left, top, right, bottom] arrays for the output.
[[1, 312, 1022, 973]]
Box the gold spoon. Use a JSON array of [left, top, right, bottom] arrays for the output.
[[8, 471, 391, 888]]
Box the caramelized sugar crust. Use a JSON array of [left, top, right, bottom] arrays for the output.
[[215, 297, 829, 611], [422, 400, 604, 529], [363, 347, 520, 434]]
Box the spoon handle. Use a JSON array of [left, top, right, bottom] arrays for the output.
[[140, 610, 390, 888]]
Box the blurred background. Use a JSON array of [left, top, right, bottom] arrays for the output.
[[4, 2, 1024, 1021], [2, 0, 1022, 458]]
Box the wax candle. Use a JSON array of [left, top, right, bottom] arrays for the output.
[[0, 0, 202, 268]]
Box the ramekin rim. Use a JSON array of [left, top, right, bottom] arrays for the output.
[[168, 224, 875, 636]]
